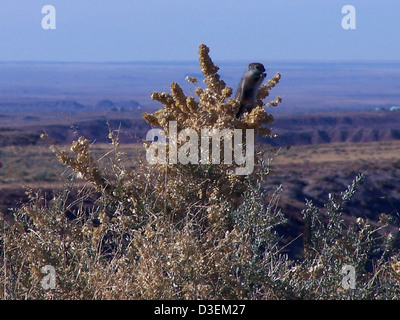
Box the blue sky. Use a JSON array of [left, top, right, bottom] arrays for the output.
[[0, 0, 399, 62]]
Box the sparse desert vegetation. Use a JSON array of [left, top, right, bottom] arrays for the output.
[[1, 46, 400, 300]]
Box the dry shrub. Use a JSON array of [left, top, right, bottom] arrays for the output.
[[1, 45, 399, 300], [142, 44, 281, 215]]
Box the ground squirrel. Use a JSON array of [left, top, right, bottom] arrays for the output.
[[235, 63, 266, 118]]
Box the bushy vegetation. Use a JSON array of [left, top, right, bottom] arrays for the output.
[[1, 45, 399, 299]]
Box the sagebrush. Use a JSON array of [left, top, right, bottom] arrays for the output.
[[1, 44, 399, 299]]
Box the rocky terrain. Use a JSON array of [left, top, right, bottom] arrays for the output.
[[2, 108, 400, 147]]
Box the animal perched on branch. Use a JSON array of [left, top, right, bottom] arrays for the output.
[[235, 63, 267, 118]]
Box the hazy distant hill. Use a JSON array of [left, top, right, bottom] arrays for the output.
[[0, 100, 85, 113], [0, 99, 143, 113], [1, 61, 400, 113]]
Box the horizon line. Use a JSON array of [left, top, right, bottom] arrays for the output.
[[1, 59, 400, 65]]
